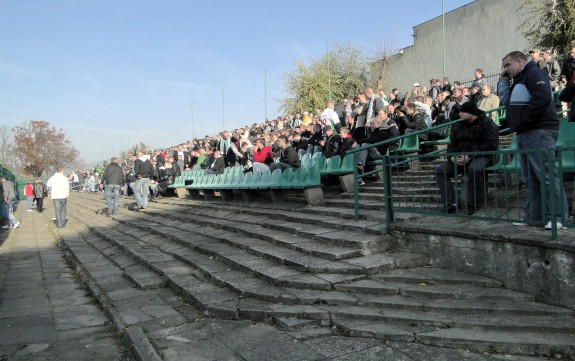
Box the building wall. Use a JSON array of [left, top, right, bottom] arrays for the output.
[[385, 0, 531, 92]]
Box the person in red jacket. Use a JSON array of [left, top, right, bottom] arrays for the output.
[[252, 138, 274, 172], [24, 181, 34, 211]]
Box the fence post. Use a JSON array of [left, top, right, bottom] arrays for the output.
[[383, 155, 394, 233], [547, 149, 558, 240], [353, 151, 359, 221]]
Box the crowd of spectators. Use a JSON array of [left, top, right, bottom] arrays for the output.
[[69, 46, 573, 199]]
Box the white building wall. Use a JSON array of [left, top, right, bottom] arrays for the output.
[[385, 0, 531, 92]]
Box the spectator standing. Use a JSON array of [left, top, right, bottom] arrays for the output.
[[498, 50, 568, 229], [471, 68, 488, 88], [560, 45, 575, 122], [24, 181, 34, 211], [33, 178, 47, 213], [133, 151, 153, 210], [319, 101, 340, 130], [46, 167, 70, 228], [529, 48, 547, 69], [1, 177, 20, 229], [100, 157, 124, 215], [365, 87, 385, 124], [542, 49, 561, 89]]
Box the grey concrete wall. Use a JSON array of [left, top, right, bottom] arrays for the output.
[[395, 229, 575, 311], [385, 0, 531, 92]]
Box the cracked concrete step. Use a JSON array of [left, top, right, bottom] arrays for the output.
[[415, 328, 575, 356], [76, 195, 364, 261], [374, 268, 504, 287], [335, 279, 533, 302], [111, 212, 367, 279], [70, 206, 329, 295], [353, 294, 573, 316], [327, 305, 575, 334], [155, 200, 389, 236], [151, 202, 390, 253]]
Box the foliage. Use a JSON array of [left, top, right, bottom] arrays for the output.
[[520, 0, 575, 55], [279, 43, 371, 115], [12, 120, 80, 177]]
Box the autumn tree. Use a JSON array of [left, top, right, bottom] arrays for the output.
[[520, 0, 575, 55], [12, 120, 80, 177], [279, 43, 371, 115]]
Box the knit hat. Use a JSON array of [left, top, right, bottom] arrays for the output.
[[460, 101, 480, 116]]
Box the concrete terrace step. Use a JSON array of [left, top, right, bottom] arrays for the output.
[[78, 196, 429, 276], [156, 199, 389, 237], [69, 193, 575, 356]]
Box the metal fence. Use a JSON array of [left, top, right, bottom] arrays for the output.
[[347, 101, 572, 240]]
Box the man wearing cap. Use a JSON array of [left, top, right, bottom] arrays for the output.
[[542, 50, 561, 89], [404, 83, 424, 104], [435, 101, 499, 215], [498, 50, 568, 229], [529, 48, 547, 69], [100, 157, 124, 215]]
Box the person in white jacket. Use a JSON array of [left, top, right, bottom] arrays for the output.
[[46, 167, 70, 228]]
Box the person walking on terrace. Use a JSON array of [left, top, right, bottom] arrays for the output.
[[46, 167, 70, 228], [1, 177, 20, 229]]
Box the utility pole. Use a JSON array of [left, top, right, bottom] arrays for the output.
[[327, 39, 332, 100], [222, 88, 225, 131], [190, 102, 197, 139], [442, 0, 446, 79], [265, 69, 268, 120]]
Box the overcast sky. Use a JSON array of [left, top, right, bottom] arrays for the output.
[[0, 0, 472, 164]]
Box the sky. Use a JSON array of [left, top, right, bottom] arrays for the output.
[[0, 0, 472, 165]]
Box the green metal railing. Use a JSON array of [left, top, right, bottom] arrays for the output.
[[346, 99, 571, 240]]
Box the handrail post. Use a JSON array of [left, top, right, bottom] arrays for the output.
[[547, 148, 558, 240], [383, 154, 394, 233], [353, 151, 359, 221]]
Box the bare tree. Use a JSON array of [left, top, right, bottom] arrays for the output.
[[0, 126, 13, 167], [373, 34, 400, 91]]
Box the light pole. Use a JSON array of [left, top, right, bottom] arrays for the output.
[[327, 38, 332, 100], [264, 69, 268, 120], [442, 0, 446, 79], [222, 88, 225, 131], [190, 102, 197, 139]]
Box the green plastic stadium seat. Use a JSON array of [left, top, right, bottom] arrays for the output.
[[257, 170, 271, 188], [276, 168, 294, 189], [391, 134, 420, 154], [284, 167, 305, 189], [322, 156, 341, 175], [301, 153, 311, 163], [262, 169, 281, 189], [303, 164, 321, 188]]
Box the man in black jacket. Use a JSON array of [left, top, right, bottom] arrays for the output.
[[100, 157, 124, 214], [560, 45, 575, 122], [356, 117, 395, 173], [435, 102, 499, 215], [319, 125, 342, 159], [270, 136, 300, 171], [133, 152, 153, 210]]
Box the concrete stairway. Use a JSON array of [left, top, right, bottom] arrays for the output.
[[58, 191, 575, 358]]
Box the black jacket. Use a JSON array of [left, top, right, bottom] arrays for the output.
[[33, 182, 47, 198], [210, 157, 225, 175], [357, 127, 394, 155], [134, 158, 153, 178], [307, 131, 323, 147], [324, 134, 342, 158], [280, 146, 300, 168], [447, 111, 499, 153], [101, 162, 124, 185]]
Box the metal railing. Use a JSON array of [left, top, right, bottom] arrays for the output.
[[346, 99, 571, 240]]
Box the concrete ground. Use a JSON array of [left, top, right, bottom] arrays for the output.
[[0, 199, 555, 361], [0, 203, 133, 361]]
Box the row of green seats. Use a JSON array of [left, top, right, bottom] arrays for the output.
[[182, 163, 322, 191], [299, 153, 356, 177]]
